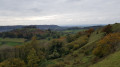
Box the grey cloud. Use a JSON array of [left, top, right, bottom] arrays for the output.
[[0, 0, 120, 25], [66, 0, 82, 2]]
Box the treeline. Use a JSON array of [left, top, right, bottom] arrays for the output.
[[0, 28, 61, 40]]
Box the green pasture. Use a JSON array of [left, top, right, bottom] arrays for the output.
[[0, 38, 26, 46]]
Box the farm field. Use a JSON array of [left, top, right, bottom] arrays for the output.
[[0, 38, 26, 46]]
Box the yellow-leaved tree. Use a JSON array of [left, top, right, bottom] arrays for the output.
[[27, 48, 40, 67]]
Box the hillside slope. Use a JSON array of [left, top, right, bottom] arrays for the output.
[[90, 50, 120, 67], [112, 23, 120, 32], [46, 23, 120, 67]]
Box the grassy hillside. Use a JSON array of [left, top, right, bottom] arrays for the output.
[[45, 23, 120, 67], [82, 31, 105, 48], [46, 30, 105, 67], [112, 23, 120, 32], [90, 51, 120, 67]]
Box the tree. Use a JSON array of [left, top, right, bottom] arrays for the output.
[[102, 24, 112, 34], [85, 28, 94, 37], [85, 28, 94, 34], [49, 50, 60, 59], [31, 36, 38, 46], [48, 39, 64, 59], [0, 33, 2, 37], [27, 48, 40, 67], [66, 34, 75, 43], [0, 58, 26, 67], [74, 32, 82, 38]]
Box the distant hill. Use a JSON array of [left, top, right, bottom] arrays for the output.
[[0, 26, 23, 32], [66, 25, 103, 30], [0, 25, 61, 32], [0, 25, 104, 32]]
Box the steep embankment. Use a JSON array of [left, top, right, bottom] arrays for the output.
[[89, 23, 120, 67], [90, 51, 120, 67]]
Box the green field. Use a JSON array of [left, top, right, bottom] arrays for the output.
[[63, 29, 87, 33], [0, 38, 26, 46]]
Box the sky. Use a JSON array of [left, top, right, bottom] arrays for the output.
[[0, 0, 120, 26]]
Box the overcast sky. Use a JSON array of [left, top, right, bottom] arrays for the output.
[[0, 0, 120, 26]]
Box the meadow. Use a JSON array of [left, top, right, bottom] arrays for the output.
[[0, 38, 26, 46]]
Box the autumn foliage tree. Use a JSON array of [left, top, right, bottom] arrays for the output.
[[85, 28, 94, 37], [85, 28, 94, 34], [102, 24, 112, 34], [93, 33, 120, 57], [66, 32, 83, 43], [66, 34, 75, 43], [27, 48, 40, 67]]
